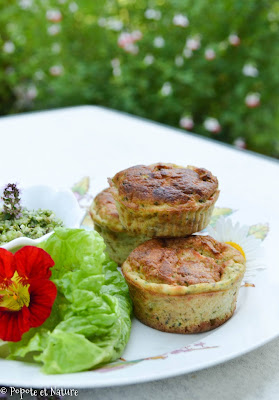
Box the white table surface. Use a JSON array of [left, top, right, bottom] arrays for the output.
[[0, 106, 279, 400]]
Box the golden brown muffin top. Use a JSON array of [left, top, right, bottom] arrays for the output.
[[110, 163, 218, 207], [126, 235, 244, 286], [90, 188, 123, 232]]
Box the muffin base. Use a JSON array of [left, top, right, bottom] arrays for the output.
[[94, 223, 149, 265], [125, 276, 242, 333]]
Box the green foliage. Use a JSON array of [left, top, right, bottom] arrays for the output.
[[1, 0, 279, 157]]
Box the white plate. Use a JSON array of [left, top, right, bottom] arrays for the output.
[[0, 107, 278, 389], [0, 211, 276, 389], [0, 185, 84, 251]]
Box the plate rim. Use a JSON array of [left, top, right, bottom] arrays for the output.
[[0, 185, 277, 388], [0, 270, 278, 389], [0, 327, 278, 389]]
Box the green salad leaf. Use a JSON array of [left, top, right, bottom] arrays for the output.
[[0, 340, 9, 358], [6, 228, 132, 374]]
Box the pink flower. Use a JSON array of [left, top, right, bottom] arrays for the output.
[[173, 14, 189, 27], [34, 70, 45, 80], [106, 18, 123, 31], [13, 84, 37, 107], [179, 116, 194, 130], [125, 43, 139, 54], [175, 56, 184, 66], [111, 58, 120, 68], [49, 65, 64, 76], [161, 82, 172, 96], [145, 9, 161, 20], [118, 30, 142, 53], [131, 30, 143, 41], [245, 93, 260, 108], [153, 36, 165, 48], [183, 48, 192, 58], [3, 41, 15, 54], [234, 138, 246, 149], [112, 67, 121, 77], [19, 0, 33, 9], [228, 34, 240, 46], [205, 48, 216, 61], [47, 25, 61, 36], [26, 85, 37, 100], [69, 2, 78, 13], [111, 60, 121, 76], [46, 9, 62, 23], [204, 117, 221, 133], [186, 37, 200, 51], [144, 54, 154, 65], [118, 32, 133, 48], [242, 64, 258, 77]]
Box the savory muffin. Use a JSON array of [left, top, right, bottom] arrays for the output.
[[122, 235, 245, 333], [109, 163, 219, 237], [90, 188, 149, 265]]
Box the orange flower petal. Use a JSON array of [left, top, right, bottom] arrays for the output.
[[14, 246, 55, 281], [0, 306, 30, 342], [0, 248, 16, 286], [0, 246, 57, 342], [28, 278, 57, 328]]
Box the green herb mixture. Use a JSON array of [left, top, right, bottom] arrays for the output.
[[2, 228, 132, 374], [0, 208, 64, 244]]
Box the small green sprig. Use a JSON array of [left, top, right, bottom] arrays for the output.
[[1, 183, 22, 220]]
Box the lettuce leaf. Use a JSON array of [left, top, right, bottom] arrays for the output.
[[6, 228, 132, 374], [0, 340, 9, 358]]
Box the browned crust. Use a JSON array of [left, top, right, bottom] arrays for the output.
[[90, 188, 124, 232], [126, 235, 244, 286], [110, 163, 219, 207], [92, 188, 119, 223]]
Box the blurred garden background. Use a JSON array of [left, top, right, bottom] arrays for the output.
[[1, 0, 279, 158]]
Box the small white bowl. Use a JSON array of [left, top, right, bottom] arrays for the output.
[[0, 185, 85, 251]]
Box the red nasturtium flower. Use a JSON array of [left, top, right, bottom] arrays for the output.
[[0, 246, 57, 342]]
